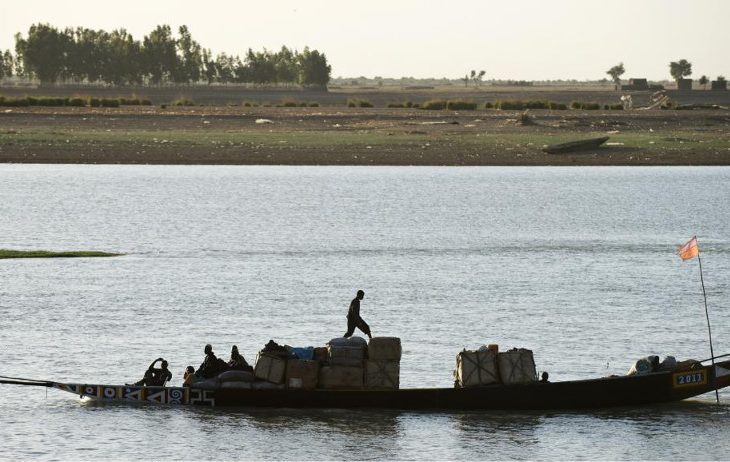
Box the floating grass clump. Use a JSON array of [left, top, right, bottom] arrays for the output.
[[0, 249, 124, 259]]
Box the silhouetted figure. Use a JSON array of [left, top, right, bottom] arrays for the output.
[[228, 345, 253, 372], [135, 358, 172, 386], [196, 344, 222, 379], [540, 371, 549, 383], [344, 290, 372, 339], [183, 366, 195, 387]]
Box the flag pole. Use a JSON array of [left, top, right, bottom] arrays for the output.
[[697, 250, 719, 404]]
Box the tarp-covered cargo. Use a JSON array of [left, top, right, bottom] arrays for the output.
[[454, 349, 499, 387], [254, 353, 287, 384], [365, 360, 400, 389], [498, 348, 537, 384], [368, 337, 402, 361], [318, 366, 364, 389], [286, 359, 319, 389], [328, 336, 368, 348]]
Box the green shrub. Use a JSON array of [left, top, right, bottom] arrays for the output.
[[280, 100, 299, 107], [308, 102, 319, 107], [570, 101, 601, 110], [447, 100, 477, 110], [485, 102, 494, 109], [69, 97, 86, 107], [497, 100, 525, 110], [387, 103, 404, 108], [101, 98, 120, 108], [173, 98, 194, 106], [420, 99, 448, 110], [141, 99, 152, 106], [243, 102, 252, 107], [120, 97, 141, 106], [347, 98, 373, 108], [88, 97, 101, 107]]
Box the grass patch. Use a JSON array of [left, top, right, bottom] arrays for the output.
[[0, 249, 124, 259], [347, 99, 374, 108]]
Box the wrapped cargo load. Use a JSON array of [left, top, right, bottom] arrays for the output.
[[318, 366, 364, 389], [454, 349, 499, 387], [365, 360, 400, 389], [328, 336, 367, 348], [498, 348, 537, 384], [286, 359, 319, 390], [328, 345, 366, 367], [368, 337, 402, 361], [313, 347, 328, 364], [254, 353, 287, 384]]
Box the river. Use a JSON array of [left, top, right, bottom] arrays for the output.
[[1, 165, 729, 459]]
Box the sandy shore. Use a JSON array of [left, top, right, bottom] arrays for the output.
[[1, 105, 729, 165]]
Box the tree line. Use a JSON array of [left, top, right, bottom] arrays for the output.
[[0, 24, 331, 87]]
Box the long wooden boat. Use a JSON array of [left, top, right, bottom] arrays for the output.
[[543, 136, 610, 154], [5, 358, 728, 410]]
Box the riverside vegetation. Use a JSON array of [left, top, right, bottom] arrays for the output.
[[0, 249, 123, 259]]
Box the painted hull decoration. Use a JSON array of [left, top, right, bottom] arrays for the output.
[[42, 359, 730, 410]]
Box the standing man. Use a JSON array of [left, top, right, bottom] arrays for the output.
[[344, 289, 372, 339]]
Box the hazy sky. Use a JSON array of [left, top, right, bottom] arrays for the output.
[[1, 0, 728, 81]]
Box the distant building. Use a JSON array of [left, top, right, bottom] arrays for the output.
[[711, 80, 727, 91], [677, 78, 693, 91], [621, 78, 651, 91]]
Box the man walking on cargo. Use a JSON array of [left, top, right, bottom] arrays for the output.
[[344, 289, 372, 339]]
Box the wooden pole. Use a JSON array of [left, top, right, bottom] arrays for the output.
[[697, 252, 720, 404]]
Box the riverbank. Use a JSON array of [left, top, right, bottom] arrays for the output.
[[1, 105, 729, 165]]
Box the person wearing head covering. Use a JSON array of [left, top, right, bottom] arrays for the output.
[[344, 289, 372, 339], [196, 344, 220, 378], [228, 345, 253, 372], [134, 358, 172, 386]]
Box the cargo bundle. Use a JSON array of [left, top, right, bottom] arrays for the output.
[[248, 336, 403, 390], [454, 344, 537, 388]]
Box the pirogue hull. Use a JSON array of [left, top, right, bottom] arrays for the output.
[[47, 360, 730, 410]]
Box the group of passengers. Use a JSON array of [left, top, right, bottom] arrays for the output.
[[133, 344, 252, 387], [134, 290, 373, 387]]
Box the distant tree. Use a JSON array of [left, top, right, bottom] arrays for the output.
[[143, 25, 178, 84], [699, 75, 708, 90], [297, 47, 331, 87], [462, 74, 469, 87], [0, 50, 13, 79], [174, 25, 202, 84], [274, 46, 297, 84], [471, 70, 486, 87], [201, 48, 216, 84], [718, 75, 727, 82], [606, 62, 625, 89], [214, 52, 236, 83], [16, 24, 73, 84], [669, 59, 692, 81]]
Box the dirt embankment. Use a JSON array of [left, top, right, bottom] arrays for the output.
[[0, 105, 729, 166]]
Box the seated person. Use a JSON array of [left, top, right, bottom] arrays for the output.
[[135, 358, 172, 386], [183, 366, 195, 387], [196, 344, 223, 378], [228, 345, 253, 372]]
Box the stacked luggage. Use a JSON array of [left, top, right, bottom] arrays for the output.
[[365, 337, 401, 389], [248, 336, 403, 390], [454, 344, 537, 388]]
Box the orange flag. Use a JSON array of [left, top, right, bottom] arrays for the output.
[[678, 236, 699, 261]]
